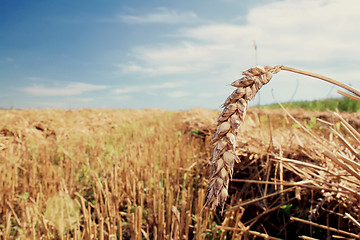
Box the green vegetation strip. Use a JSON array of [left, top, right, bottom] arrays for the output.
[[263, 97, 360, 112]]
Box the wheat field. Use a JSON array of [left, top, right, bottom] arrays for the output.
[[1, 105, 359, 239], [0, 108, 224, 239], [1, 65, 360, 239]]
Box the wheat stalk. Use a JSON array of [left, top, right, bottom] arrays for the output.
[[204, 65, 360, 211]]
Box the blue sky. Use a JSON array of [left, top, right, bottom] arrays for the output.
[[1, 0, 360, 110]]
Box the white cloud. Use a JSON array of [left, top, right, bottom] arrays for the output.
[[112, 81, 184, 94], [179, 24, 256, 43], [132, 42, 228, 64], [74, 97, 95, 102], [31, 101, 69, 109], [119, 41, 240, 76], [175, 0, 360, 65], [118, 0, 360, 105], [119, 7, 198, 24], [246, 0, 360, 63], [122, 0, 360, 65], [166, 91, 190, 98], [118, 63, 156, 74], [118, 60, 208, 75], [199, 90, 231, 98], [22, 82, 108, 96]]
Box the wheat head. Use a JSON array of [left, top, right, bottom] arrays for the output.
[[204, 65, 281, 211]]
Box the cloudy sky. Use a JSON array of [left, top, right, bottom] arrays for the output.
[[1, 0, 359, 110]]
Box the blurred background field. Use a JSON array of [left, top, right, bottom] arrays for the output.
[[263, 97, 360, 112], [0, 101, 360, 239]]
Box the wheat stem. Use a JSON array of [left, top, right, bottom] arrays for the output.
[[280, 65, 360, 97], [337, 90, 360, 102], [290, 216, 360, 239]]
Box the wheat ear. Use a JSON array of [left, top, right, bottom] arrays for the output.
[[204, 65, 360, 211], [204, 65, 280, 211]]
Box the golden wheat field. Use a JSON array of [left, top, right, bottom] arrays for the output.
[[0, 107, 360, 239]]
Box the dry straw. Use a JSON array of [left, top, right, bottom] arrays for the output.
[[204, 65, 360, 211]]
